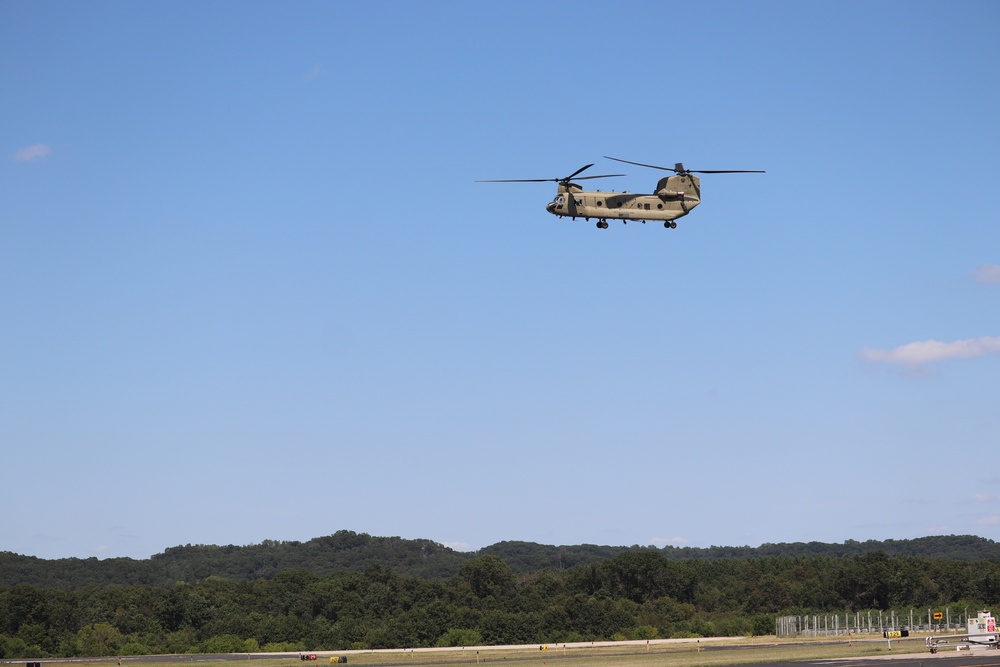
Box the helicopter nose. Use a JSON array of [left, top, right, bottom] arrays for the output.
[[545, 201, 557, 214]]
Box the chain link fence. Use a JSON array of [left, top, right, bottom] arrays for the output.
[[776, 609, 977, 637]]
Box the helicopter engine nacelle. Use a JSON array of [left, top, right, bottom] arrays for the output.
[[655, 175, 700, 202]]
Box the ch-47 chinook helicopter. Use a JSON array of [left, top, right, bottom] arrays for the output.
[[477, 156, 764, 229]]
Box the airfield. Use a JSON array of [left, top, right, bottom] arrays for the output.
[[4, 635, 996, 667]]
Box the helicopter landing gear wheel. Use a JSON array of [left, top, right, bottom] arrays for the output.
[[596, 220, 608, 229], [664, 221, 677, 229]]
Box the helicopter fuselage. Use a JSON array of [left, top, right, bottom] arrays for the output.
[[544, 174, 702, 224], [477, 159, 762, 230]]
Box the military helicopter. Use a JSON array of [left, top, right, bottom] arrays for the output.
[[477, 156, 764, 229]]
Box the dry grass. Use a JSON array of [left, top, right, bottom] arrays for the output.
[[15, 636, 936, 667]]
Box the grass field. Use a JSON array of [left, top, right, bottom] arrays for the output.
[[2, 636, 937, 667]]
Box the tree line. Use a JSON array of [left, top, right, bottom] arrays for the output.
[[4, 550, 1000, 659], [3, 532, 997, 589]]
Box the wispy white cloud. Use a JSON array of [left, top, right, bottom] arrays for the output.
[[860, 336, 1000, 369], [441, 541, 473, 552], [973, 493, 994, 502], [976, 516, 1000, 526], [973, 264, 1000, 284], [12, 143, 52, 161], [650, 537, 689, 547], [304, 64, 323, 81]]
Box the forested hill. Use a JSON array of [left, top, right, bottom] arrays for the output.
[[480, 535, 1000, 571], [2, 531, 997, 589], [0, 532, 465, 589]]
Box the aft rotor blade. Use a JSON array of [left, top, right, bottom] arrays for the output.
[[687, 169, 766, 174], [572, 173, 625, 181], [606, 156, 764, 174], [604, 156, 674, 171]]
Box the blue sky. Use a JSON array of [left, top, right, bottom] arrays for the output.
[[2, 1, 999, 560]]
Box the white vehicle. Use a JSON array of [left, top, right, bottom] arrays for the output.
[[926, 610, 999, 653]]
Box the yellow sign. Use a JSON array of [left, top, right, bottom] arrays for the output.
[[933, 612, 944, 620]]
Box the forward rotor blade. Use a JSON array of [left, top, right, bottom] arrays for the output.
[[475, 178, 561, 183], [476, 172, 625, 183], [564, 164, 594, 181]]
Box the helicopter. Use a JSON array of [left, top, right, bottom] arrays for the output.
[[477, 156, 764, 229]]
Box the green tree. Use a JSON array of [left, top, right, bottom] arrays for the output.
[[749, 614, 774, 637], [164, 627, 197, 654], [76, 623, 122, 656], [479, 610, 536, 645], [601, 552, 670, 604], [435, 628, 482, 647], [0, 635, 30, 659], [201, 634, 246, 653], [834, 552, 891, 610], [459, 556, 514, 600], [118, 641, 151, 655]]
